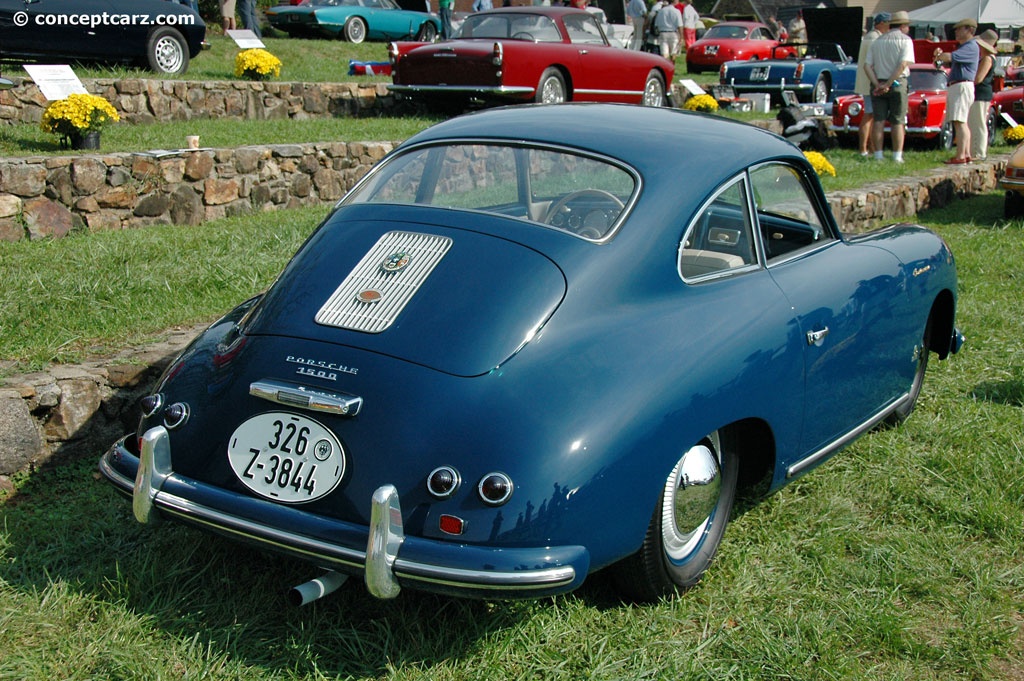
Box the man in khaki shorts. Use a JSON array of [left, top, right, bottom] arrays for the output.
[[934, 19, 980, 164], [864, 10, 914, 163]]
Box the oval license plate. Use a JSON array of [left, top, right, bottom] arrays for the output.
[[228, 412, 346, 504]]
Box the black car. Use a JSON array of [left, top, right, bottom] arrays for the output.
[[0, 0, 206, 74]]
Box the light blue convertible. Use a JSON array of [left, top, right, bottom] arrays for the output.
[[266, 0, 440, 44]]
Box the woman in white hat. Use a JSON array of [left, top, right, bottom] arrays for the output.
[[969, 29, 998, 161]]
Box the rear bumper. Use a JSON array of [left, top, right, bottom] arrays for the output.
[[99, 428, 588, 599]]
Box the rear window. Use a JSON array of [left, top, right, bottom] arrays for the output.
[[455, 14, 562, 42], [343, 142, 638, 241]]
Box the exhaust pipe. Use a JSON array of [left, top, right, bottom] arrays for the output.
[[288, 571, 348, 606]]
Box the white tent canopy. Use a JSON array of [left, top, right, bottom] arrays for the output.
[[908, 0, 1024, 28]]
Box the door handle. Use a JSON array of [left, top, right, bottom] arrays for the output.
[[806, 327, 829, 346]]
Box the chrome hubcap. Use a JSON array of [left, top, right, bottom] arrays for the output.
[[661, 438, 721, 561], [541, 79, 564, 103]]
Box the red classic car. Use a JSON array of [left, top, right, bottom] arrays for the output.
[[991, 85, 1024, 126], [685, 21, 783, 75], [830, 64, 995, 150], [387, 7, 674, 110]]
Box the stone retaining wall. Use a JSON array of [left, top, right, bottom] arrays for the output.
[[0, 152, 1010, 489], [0, 141, 396, 241], [0, 77, 397, 126]]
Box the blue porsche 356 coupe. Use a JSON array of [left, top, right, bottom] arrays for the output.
[[100, 104, 962, 602]]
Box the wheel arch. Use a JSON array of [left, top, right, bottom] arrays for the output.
[[926, 288, 957, 360], [720, 417, 776, 499]]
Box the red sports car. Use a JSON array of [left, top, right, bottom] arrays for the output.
[[388, 7, 674, 110], [830, 64, 993, 150], [685, 21, 782, 75], [991, 85, 1024, 126]]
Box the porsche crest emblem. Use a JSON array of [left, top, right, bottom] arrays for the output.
[[381, 252, 412, 273]]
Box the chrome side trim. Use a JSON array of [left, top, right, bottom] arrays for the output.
[[365, 485, 404, 599], [133, 426, 172, 524], [250, 379, 363, 416], [786, 394, 906, 478], [315, 231, 452, 333], [388, 84, 534, 95]]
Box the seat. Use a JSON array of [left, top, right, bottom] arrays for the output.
[[679, 249, 746, 278]]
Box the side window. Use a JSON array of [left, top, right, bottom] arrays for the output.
[[564, 14, 605, 44], [749, 163, 833, 262], [678, 176, 756, 280]]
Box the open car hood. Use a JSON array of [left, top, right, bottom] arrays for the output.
[[244, 208, 567, 377]]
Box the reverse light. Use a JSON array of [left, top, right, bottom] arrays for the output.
[[163, 402, 190, 429], [478, 472, 513, 506], [427, 466, 461, 499], [140, 393, 163, 418]]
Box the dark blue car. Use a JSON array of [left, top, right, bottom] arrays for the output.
[[100, 104, 963, 602], [721, 42, 859, 104]]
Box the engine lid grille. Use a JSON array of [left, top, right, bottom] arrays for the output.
[[315, 231, 452, 333]]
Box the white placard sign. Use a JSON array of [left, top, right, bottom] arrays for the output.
[[226, 29, 266, 49], [678, 79, 706, 96], [22, 64, 88, 101], [1001, 112, 1018, 129]]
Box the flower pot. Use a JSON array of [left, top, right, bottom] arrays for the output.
[[70, 130, 101, 150]]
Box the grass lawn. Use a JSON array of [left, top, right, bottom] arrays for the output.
[[0, 177, 1022, 677]]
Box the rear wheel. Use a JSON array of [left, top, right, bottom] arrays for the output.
[[611, 431, 737, 602], [146, 27, 189, 75], [344, 16, 367, 43], [1006, 190, 1024, 219], [936, 121, 954, 150], [416, 21, 437, 42], [641, 70, 667, 107], [811, 75, 829, 104], [535, 68, 567, 104]]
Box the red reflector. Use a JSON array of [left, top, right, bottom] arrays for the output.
[[439, 514, 464, 535]]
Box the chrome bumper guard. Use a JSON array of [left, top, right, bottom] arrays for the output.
[[100, 428, 582, 599]]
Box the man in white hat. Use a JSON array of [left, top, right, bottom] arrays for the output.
[[864, 10, 914, 163], [934, 18, 980, 163]]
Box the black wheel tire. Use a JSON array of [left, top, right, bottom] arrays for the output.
[[641, 70, 667, 107], [884, 315, 932, 426], [146, 27, 190, 75], [987, 109, 997, 147], [811, 76, 829, 104], [937, 122, 954, 150], [344, 16, 367, 43], [416, 22, 437, 42], [611, 431, 738, 602], [1006, 190, 1024, 219], [535, 68, 567, 104], [687, 65, 702, 75]]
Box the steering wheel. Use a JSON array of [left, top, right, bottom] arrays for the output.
[[544, 189, 625, 239], [512, 31, 536, 41]]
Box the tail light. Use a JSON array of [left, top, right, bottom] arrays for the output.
[[492, 41, 503, 67], [478, 472, 513, 506], [388, 41, 399, 66], [794, 63, 804, 82]]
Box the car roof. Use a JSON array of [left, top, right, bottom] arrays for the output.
[[470, 6, 592, 17], [399, 104, 804, 186]]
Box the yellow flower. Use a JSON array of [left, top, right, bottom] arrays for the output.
[[40, 93, 120, 141], [235, 49, 282, 80], [1004, 124, 1024, 145], [683, 93, 719, 113], [803, 150, 836, 177]]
